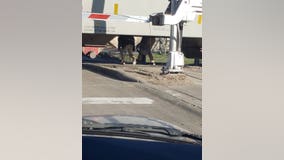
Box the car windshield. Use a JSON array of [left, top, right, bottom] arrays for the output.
[[83, 1, 202, 159], [83, 0, 202, 135]]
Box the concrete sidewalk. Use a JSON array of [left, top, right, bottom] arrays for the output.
[[82, 63, 202, 116]]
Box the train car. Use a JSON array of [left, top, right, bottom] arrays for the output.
[[82, 0, 202, 59]]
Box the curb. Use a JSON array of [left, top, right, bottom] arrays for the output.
[[83, 63, 201, 117], [136, 83, 202, 117]]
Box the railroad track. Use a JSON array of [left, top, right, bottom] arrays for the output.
[[183, 72, 202, 81]]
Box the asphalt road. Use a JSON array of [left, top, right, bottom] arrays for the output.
[[82, 69, 202, 135]]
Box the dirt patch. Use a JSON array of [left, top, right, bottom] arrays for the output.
[[101, 64, 200, 86], [123, 67, 192, 86], [184, 66, 202, 73]]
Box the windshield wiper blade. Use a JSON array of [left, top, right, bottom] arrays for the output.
[[152, 127, 202, 141], [83, 124, 177, 137], [136, 126, 182, 136], [83, 125, 202, 144], [83, 121, 202, 142], [180, 133, 202, 141], [84, 124, 182, 137], [83, 125, 153, 136]]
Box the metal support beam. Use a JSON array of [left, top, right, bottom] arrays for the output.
[[162, 0, 184, 74]]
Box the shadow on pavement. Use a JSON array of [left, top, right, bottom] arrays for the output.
[[82, 63, 138, 82]]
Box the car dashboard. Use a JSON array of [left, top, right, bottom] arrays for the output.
[[83, 134, 202, 160]]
